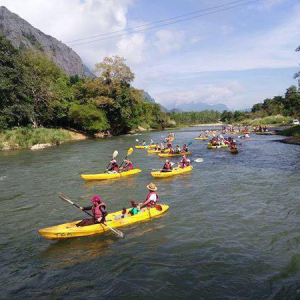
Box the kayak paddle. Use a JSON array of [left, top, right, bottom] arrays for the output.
[[119, 147, 134, 168], [105, 150, 118, 172], [58, 193, 124, 238]]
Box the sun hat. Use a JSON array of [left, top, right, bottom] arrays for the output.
[[90, 195, 102, 202], [146, 182, 158, 191]]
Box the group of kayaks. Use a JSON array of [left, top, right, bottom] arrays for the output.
[[39, 129, 249, 241]]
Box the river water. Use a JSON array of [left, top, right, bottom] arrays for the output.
[[1, 126, 300, 300]]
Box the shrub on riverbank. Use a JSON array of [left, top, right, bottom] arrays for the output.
[[233, 115, 292, 126], [0, 128, 72, 150], [281, 125, 300, 137]]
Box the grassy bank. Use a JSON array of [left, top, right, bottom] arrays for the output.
[[281, 125, 300, 137], [234, 115, 293, 126], [0, 128, 72, 150]]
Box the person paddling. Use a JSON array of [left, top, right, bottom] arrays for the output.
[[122, 159, 133, 171], [180, 155, 190, 168], [76, 195, 107, 227], [140, 183, 158, 209], [108, 159, 119, 173], [182, 144, 188, 152], [161, 160, 172, 172]]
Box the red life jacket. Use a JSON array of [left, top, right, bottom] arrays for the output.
[[144, 191, 158, 207], [111, 164, 119, 172], [163, 162, 172, 170], [126, 162, 133, 170], [92, 202, 106, 219]]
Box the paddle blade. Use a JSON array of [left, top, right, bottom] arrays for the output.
[[194, 158, 204, 163], [58, 192, 74, 205], [112, 150, 118, 159], [187, 141, 193, 146], [155, 204, 163, 211], [127, 147, 133, 156], [135, 139, 139, 142]]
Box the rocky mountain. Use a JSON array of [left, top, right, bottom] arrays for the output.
[[0, 6, 88, 77], [141, 90, 169, 112], [169, 102, 229, 112]]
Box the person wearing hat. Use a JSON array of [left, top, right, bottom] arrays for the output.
[[122, 159, 134, 171], [108, 159, 119, 173], [161, 159, 172, 172], [76, 195, 107, 227], [128, 200, 140, 216], [140, 183, 159, 209]]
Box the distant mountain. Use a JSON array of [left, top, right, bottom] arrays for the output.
[[169, 108, 183, 113], [141, 90, 169, 112], [0, 6, 91, 77], [169, 102, 229, 112]]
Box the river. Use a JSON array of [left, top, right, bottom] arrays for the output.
[[1, 126, 300, 299]]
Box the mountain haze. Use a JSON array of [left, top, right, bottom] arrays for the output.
[[170, 102, 229, 112]]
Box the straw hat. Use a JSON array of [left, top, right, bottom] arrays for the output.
[[146, 182, 158, 191]]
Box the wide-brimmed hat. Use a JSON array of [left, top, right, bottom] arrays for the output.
[[146, 182, 158, 191], [90, 195, 102, 202]]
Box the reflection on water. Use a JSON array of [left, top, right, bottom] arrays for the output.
[[41, 236, 116, 268], [0, 127, 300, 299]]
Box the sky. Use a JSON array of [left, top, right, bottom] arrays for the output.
[[0, 0, 299, 110]]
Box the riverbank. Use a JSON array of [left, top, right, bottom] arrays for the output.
[[233, 115, 292, 126], [0, 128, 88, 151], [279, 125, 300, 145]]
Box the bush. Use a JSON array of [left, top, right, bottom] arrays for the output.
[[0, 128, 72, 150]]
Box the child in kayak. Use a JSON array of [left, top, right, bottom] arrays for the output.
[[174, 145, 181, 154], [77, 195, 107, 227], [128, 201, 140, 216]]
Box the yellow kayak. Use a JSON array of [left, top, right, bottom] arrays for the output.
[[158, 152, 192, 158], [147, 149, 170, 154], [81, 169, 142, 181], [151, 166, 193, 178], [135, 145, 156, 149], [39, 204, 169, 240], [195, 137, 209, 140]]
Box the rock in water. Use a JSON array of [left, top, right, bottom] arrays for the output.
[[0, 6, 89, 77], [30, 143, 52, 150]]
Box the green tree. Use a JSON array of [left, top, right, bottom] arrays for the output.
[[69, 103, 109, 133]]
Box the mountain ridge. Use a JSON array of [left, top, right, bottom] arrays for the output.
[[0, 6, 89, 77]]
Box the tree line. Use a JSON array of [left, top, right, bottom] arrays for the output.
[[0, 36, 171, 135]]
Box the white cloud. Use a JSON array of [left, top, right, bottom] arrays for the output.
[[154, 29, 185, 54], [117, 33, 147, 65], [0, 0, 148, 68], [257, 0, 288, 10]]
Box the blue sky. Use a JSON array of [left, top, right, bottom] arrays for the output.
[[1, 0, 299, 110]]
